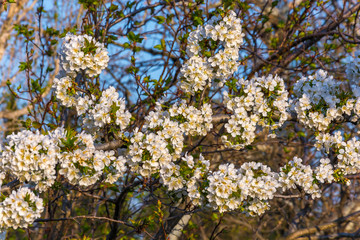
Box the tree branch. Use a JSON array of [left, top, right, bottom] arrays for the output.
[[286, 210, 360, 240]]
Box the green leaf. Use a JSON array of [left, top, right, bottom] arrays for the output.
[[155, 16, 165, 24], [261, 15, 269, 23], [18, 60, 33, 71], [297, 131, 306, 137], [47, 123, 58, 130], [127, 31, 143, 43], [272, 0, 279, 7], [127, 31, 136, 41], [109, 185, 120, 192], [283, 147, 291, 153], [154, 44, 163, 50], [31, 79, 41, 92], [109, 4, 118, 12], [32, 121, 42, 129]]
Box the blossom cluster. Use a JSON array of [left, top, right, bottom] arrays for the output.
[[0, 187, 43, 230], [279, 157, 334, 199], [126, 101, 214, 205], [0, 127, 129, 230], [181, 154, 210, 205], [180, 11, 245, 93], [57, 130, 128, 186], [222, 75, 289, 149], [128, 100, 213, 181], [201, 163, 241, 213], [169, 101, 213, 136], [0, 130, 59, 192], [83, 86, 132, 135], [136, 151, 338, 216], [128, 130, 176, 177], [206, 162, 280, 215], [316, 132, 360, 175], [55, 34, 131, 136], [128, 103, 184, 177], [54, 76, 131, 134], [60, 33, 109, 77], [180, 56, 213, 93], [1, 128, 128, 188], [292, 70, 360, 131], [53, 76, 79, 108], [189, 155, 341, 215]]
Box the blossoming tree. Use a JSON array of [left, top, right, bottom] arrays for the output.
[[1, 0, 360, 239]]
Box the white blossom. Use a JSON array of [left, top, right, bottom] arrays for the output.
[[0, 187, 44, 230], [180, 10, 245, 93], [0, 130, 60, 192], [60, 33, 109, 77], [222, 75, 289, 149]]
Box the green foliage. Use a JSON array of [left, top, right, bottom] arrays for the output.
[[127, 31, 143, 43], [14, 24, 34, 40], [191, 9, 203, 26], [18, 61, 33, 72], [60, 129, 80, 152], [3, 0, 16, 11], [78, 0, 101, 11], [81, 37, 98, 55], [154, 39, 166, 51], [154, 16, 165, 24]]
